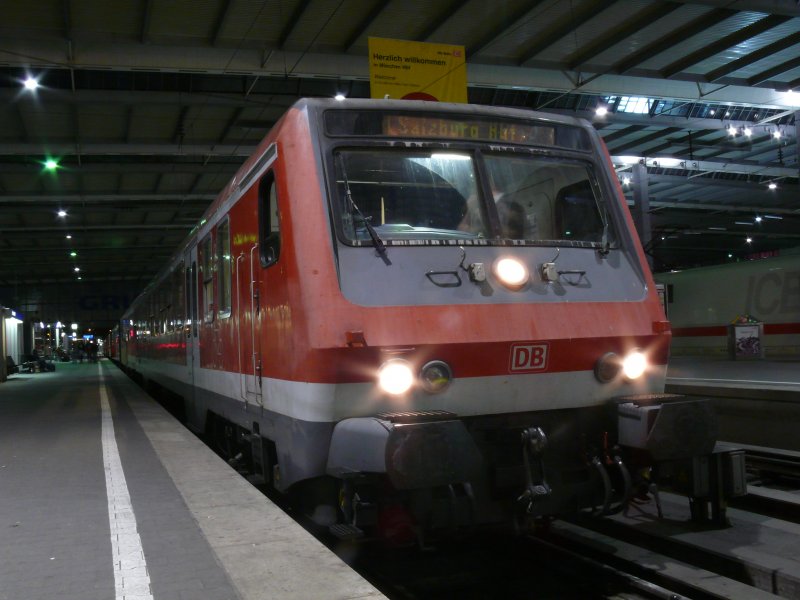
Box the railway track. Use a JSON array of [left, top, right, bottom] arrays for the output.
[[736, 442, 800, 482]]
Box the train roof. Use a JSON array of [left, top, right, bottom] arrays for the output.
[[293, 97, 594, 129]]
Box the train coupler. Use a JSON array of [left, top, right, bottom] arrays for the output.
[[518, 427, 552, 513]]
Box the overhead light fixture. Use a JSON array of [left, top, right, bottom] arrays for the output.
[[773, 130, 782, 139], [746, 237, 752, 244], [727, 126, 737, 136], [768, 182, 777, 190], [763, 215, 782, 220], [728, 253, 733, 258], [70, 251, 77, 257], [44, 159, 59, 171], [65, 234, 72, 239], [755, 216, 762, 223], [654, 157, 681, 168], [743, 127, 752, 137], [334, 93, 346, 101], [622, 176, 631, 186], [709, 109, 716, 115], [74, 267, 80, 272], [595, 106, 608, 117], [734, 221, 753, 225], [57, 209, 67, 217], [23, 76, 39, 91]]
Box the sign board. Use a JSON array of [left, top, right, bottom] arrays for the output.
[[369, 37, 467, 103], [728, 323, 764, 359]]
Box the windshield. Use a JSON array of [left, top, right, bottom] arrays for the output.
[[333, 149, 614, 247]]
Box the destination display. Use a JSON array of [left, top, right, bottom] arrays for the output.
[[325, 110, 590, 151], [383, 115, 554, 145]]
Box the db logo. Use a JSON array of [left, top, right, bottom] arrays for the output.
[[509, 343, 549, 372]]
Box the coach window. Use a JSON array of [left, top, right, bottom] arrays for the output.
[[258, 171, 280, 267], [217, 218, 232, 318], [201, 235, 214, 322]]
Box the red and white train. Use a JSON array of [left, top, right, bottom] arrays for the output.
[[109, 98, 717, 538]]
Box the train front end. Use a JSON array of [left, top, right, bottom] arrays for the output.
[[290, 100, 717, 536]]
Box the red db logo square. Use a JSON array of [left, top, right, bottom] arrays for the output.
[[509, 343, 549, 373]]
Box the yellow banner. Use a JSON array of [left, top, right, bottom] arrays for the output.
[[369, 37, 467, 103]]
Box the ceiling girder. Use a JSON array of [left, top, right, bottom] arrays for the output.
[[660, 14, 791, 79]]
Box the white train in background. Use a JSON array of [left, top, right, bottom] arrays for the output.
[[656, 253, 800, 356]]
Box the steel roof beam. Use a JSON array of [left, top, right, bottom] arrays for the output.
[[416, 0, 470, 41], [278, 0, 312, 49], [608, 128, 684, 154], [0, 143, 256, 156], [645, 173, 799, 194], [517, 0, 611, 66], [612, 8, 736, 75], [467, 0, 546, 57], [611, 156, 798, 178], [748, 55, 800, 87], [705, 31, 800, 83], [343, 0, 390, 52], [211, 0, 234, 46], [660, 14, 791, 79], [4, 41, 799, 108], [668, 0, 800, 18], [566, 2, 682, 70], [0, 224, 191, 233]]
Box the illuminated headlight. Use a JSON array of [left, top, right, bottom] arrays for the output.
[[420, 361, 452, 394], [621, 351, 647, 380], [494, 258, 529, 289], [378, 359, 414, 395]]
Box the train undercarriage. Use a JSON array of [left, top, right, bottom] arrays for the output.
[[196, 392, 745, 545]]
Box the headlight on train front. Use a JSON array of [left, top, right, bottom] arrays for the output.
[[621, 351, 648, 380], [420, 360, 452, 393], [378, 359, 415, 395], [594, 352, 621, 383], [595, 350, 648, 382], [494, 258, 529, 289]]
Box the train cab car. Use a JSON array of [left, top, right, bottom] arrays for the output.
[[121, 98, 718, 539]]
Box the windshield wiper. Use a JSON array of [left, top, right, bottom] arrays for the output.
[[337, 154, 388, 261]]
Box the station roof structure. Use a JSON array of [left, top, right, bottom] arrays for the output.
[[0, 0, 798, 319]]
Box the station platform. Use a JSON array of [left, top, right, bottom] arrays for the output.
[[666, 355, 800, 400], [0, 360, 384, 600]]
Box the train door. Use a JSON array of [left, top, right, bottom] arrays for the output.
[[185, 246, 199, 415], [237, 240, 262, 403], [248, 171, 281, 402]]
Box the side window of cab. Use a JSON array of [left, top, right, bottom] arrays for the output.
[[258, 171, 280, 267]]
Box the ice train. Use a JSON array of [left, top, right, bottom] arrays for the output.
[[110, 98, 720, 538], [656, 255, 800, 357]]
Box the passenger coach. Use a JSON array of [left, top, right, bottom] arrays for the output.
[[118, 98, 720, 538]]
